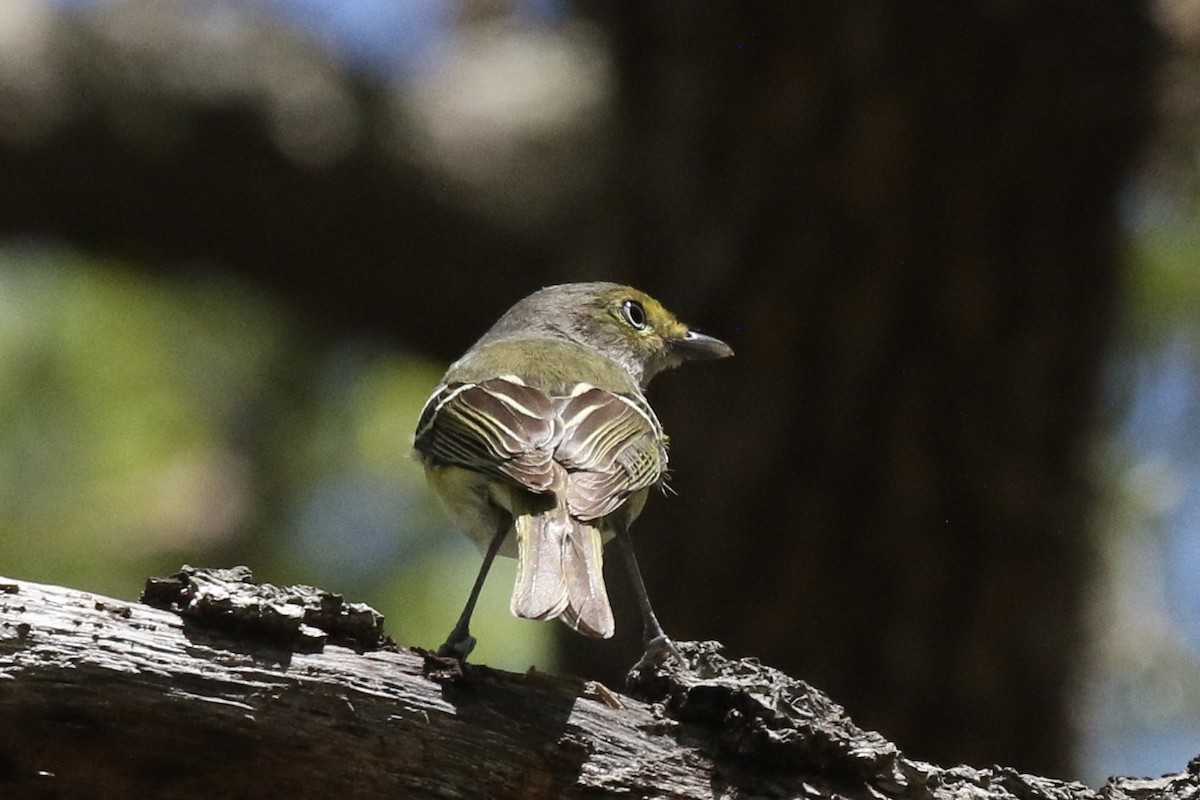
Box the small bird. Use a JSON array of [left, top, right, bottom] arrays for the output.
[[413, 282, 732, 662]]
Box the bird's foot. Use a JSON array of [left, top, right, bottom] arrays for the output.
[[436, 628, 477, 661], [634, 633, 683, 672], [625, 634, 687, 700]]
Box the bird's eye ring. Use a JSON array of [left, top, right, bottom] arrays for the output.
[[621, 299, 647, 330]]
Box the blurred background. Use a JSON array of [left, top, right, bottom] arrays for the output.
[[0, 0, 1195, 783]]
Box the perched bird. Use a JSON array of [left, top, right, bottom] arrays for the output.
[[413, 282, 732, 662]]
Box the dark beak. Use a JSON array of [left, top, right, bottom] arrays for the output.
[[675, 330, 734, 361]]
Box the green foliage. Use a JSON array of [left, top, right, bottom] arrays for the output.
[[0, 248, 286, 593], [1124, 220, 1200, 341]]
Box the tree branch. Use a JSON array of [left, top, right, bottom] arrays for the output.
[[0, 568, 1193, 799]]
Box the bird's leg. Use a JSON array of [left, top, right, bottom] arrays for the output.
[[437, 519, 507, 660], [616, 526, 682, 668]]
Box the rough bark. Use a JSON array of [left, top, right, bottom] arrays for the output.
[[0, 568, 1194, 800]]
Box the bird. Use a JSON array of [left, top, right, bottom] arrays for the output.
[[412, 282, 732, 663]]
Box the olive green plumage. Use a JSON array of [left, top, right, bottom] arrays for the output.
[[414, 282, 731, 658]]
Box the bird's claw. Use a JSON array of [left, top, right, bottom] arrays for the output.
[[436, 631, 477, 660], [634, 633, 682, 671]]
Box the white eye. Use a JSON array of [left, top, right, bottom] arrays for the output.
[[622, 299, 647, 330]]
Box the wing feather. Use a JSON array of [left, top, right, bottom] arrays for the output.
[[415, 378, 564, 492], [416, 377, 667, 518], [555, 386, 667, 520]]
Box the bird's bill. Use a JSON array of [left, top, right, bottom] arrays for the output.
[[674, 330, 734, 360]]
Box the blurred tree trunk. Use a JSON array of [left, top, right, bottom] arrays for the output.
[[557, 0, 1158, 779]]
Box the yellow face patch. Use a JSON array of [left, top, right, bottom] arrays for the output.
[[599, 286, 690, 343]]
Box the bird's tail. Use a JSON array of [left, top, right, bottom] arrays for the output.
[[511, 507, 614, 639]]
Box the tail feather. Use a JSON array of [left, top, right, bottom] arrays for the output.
[[510, 510, 569, 621], [560, 521, 614, 639], [510, 507, 614, 638]]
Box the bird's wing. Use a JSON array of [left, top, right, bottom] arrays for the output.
[[414, 377, 564, 493], [554, 384, 667, 520]]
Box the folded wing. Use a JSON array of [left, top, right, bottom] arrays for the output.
[[554, 385, 667, 520], [414, 377, 564, 493]]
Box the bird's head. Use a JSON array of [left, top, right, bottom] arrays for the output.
[[486, 282, 733, 387]]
